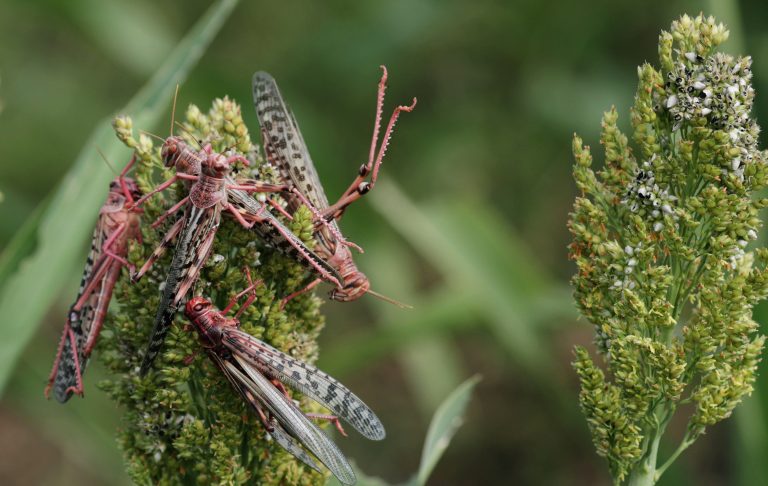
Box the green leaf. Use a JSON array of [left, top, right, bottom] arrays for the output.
[[325, 377, 480, 486], [0, 0, 240, 395], [409, 375, 481, 486]]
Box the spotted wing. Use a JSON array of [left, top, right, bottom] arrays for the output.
[[140, 204, 220, 375], [206, 351, 322, 474], [49, 220, 111, 402], [224, 327, 385, 440], [252, 72, 330, 211], [229, 355, 355, 485]]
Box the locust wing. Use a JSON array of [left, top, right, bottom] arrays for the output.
[[223, 327, 385, 440], [50, 223, 110, 402], [207, 351, 323, 474], [140, 204, 220, 375], [252, 71, 330, 211], [227, 355, 356, 485]]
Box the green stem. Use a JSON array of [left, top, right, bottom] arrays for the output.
[[627, 433, 662, 486], [654, 433, 696, 482], [627, 408, 673, 486]]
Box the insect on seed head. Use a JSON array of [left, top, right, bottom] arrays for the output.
[[161, 136, 186, 168], [330, 271, 370, 301], [202, 153, 231, 179], [185, 297, 212, 320]]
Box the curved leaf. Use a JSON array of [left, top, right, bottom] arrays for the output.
[[411, 375, 481, 486]]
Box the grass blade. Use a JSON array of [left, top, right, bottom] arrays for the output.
[[0, 0, 240, 395], [410, 375, 481, 486]]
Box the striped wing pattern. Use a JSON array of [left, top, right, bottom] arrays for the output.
[[230, 355, 356, 485], [140, 205, 220, 375], [51, 224, 107, 402], [224, 327, 385, 440], [252, 72, 330, 211], [206, 352, 323, 474]]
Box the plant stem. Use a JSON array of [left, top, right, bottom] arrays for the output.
[[627, 407, 674, 486], [627, 431, 662, 486], [654, 433, 695, 482]]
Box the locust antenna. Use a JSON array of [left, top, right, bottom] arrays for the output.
[[174, 121, 203, 149], [140, 130, 165, 142], [170, 83, 180, 136], [96, 148, 119, 177], [366, 288, 412, 309]]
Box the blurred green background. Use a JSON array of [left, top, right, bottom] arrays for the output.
[[2, 0, 768, 484]]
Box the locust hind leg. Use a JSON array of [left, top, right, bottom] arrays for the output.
[[324, 67, 416, 220], [132, 216, 185, 282], [306, 413, 348, 437], [279, 278, 323, 310], [45, 323, 86, 403]]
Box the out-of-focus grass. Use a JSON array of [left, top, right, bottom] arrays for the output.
[[4, 0, 768, 484], [0, 0, 241, 394]]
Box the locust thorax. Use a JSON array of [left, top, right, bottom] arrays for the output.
[[202, 153, 230, 178], [189, 155, 230, 208], [162, 136, 203, 175]]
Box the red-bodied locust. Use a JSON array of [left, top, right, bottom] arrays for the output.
[[132, 148, 276, 375], [46, 157, 142, 403], [145, 134, 342, 287], [184, 275, 384, 485], [252, 67, 416, 305]]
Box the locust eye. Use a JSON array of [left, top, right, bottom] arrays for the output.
[[193, 303, 205, 312]]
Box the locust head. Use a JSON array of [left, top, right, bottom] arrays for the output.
[[104, 177, 141, 213], [184, 297, 224, 346], [329, 270, 370, 302], [161, 136, 183, 166], [185, 297, 213, 321]]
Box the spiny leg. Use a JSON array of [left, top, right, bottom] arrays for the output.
[[306, 413, 348, 437], [133, 216, 185, 281], [323, 93, 416, 219], [222, 268, 263, 318], [280, 278, 323, 310], [45, 322, 73, 398], [62, 327, 86, 398], [151, 195, 190, 228], [131, 173, 198, 209]]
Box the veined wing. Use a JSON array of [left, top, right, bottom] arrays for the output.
[[206, 351, 322, 474], [140, 204, 220, 375], [229, 355, 355, 485], [224, 327, 385, 440], [228, 188, 342, 285], [50, 221, 110, 402], [252, 72, 330, 211]]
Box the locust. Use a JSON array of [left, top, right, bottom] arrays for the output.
[[141, 134, 342, 287], [252, 67, 416, 305], [184, 273, 385, 485], [46, 157, 142, 403], [131, 148, 273, 375]]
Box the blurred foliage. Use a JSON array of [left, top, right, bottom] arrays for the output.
[[2, 0, 768, 485]]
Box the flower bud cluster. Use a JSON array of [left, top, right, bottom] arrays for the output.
[[570, 14, 768, 482], [622, 156, 677, 232]]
